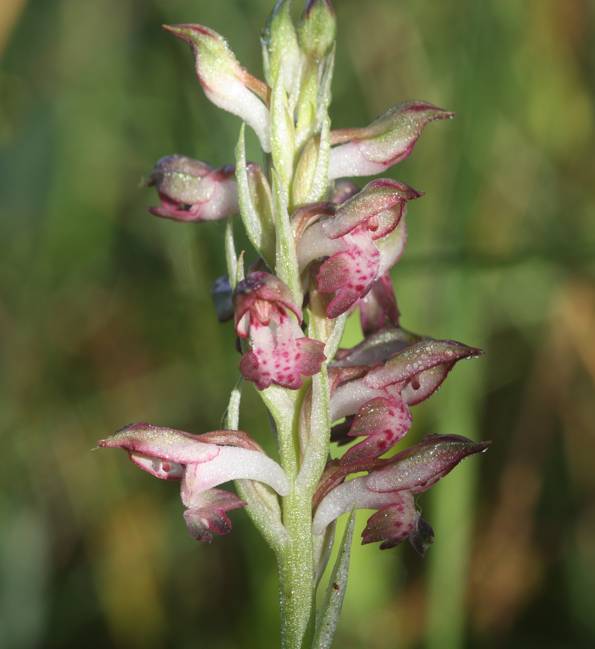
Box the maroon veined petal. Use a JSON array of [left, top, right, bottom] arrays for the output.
[[98, 423, 220, 466], [239, 349, 272, 390], [359, 273, 400, 336], [316, 230, 381, 318], [361, 491, 417, 549], [364, 339, 482, 390], [365, 434, 490, 494], [240, 317, 325, 390], [339, 396, 412, 464], [183, 488, 246, 543], [295, 336, 327, 378]]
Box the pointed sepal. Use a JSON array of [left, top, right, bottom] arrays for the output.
[[365, 434, 491, 494]]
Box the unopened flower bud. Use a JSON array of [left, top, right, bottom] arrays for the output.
[[211, 276, 234, 322], [299, 0, 336, 60], [262, 0, 302, 92]]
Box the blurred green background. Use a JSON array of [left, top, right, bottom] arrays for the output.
[[1, 0, 594, 647]]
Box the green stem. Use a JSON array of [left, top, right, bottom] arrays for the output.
[[279, 489, 315, 649]]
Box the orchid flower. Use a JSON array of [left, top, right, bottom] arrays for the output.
[[296, 179, 421, 318], [147, 155, 238, 222], [329, 101, 454, 180], [99, 423, 289, 542], [234, 271, 325, 390], [313, 435, 489, 550]]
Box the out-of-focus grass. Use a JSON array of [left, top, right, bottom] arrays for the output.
[[1, 1, 594, 648]]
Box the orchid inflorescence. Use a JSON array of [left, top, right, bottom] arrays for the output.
[[99, 2, 488, 647]]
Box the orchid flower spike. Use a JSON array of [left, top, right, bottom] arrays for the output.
[[313, 435, 490, 551], [234, 271, 326, 390], [164, 24, 271, 152], [296, 179, 421, 318], [329, 101, 454, 179], [147, 155, 238, 222], [98, 423, 290, 542]]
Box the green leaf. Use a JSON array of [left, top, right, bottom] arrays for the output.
[[323, 312, 348, 361], [312, 514, 356, 649], [236, 250, 245, 285], [235, 124, 276, 265], [308, 114, 331, 203], [317, 46, 335, 123], [272, 170, 302, 304], [296, 364, 330, 492], [270, 70, 296, 192], [225, 218, 238, 289], [292, 113, 331, 206], [223, 382, 242, 430]]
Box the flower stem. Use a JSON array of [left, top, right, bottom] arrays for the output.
[[279, 488, 315, 649]]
